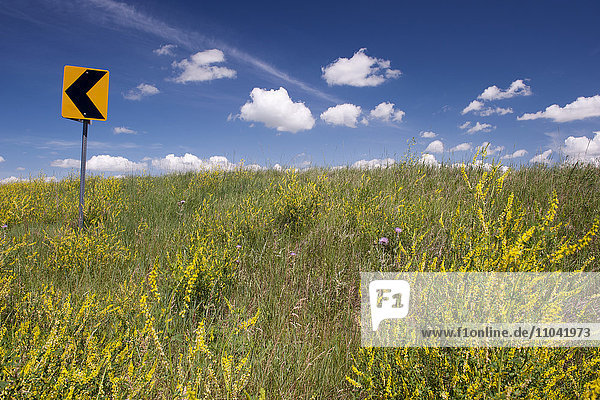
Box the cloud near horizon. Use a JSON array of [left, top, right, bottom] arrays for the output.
[[478, 142, 505, 155], [425, 140, 444, 153], [321, 48, 401, 87], [49, 153, 281, 174], [450, 142, 472, 152], [501, 149, 528, 159], [51, 155, 146, 172], [152, 154, 235, 172], [563, 132, 600, 165], [419, 153, 440, 167], [1, 176, 57, 185], [530, 149, 552, 164], [351, 158, 396, 169]]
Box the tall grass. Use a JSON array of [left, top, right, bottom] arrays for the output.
[[1, 152, 599, 398]]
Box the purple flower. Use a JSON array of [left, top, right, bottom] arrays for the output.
[[378, 237, 389, 245], [1, 224, 6, 229], [289, 251, 297, 256], [178, 200, 185, 206], [395, 227, 402, 234], [236, 245, 242, 249]]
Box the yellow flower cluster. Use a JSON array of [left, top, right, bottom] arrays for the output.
[[273, 170, 327, 232]]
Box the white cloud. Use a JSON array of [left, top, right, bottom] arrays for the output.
[[478, 79, 532, 101], [88, 155, 146, 172], [172, 49, 236, 83], [153, 44, 177, 56], [239, 87, 315, 133], [563, 132, 600, 165], [369, 102, 405, 122], [113, 127, 137, 135], [50, 159, 80, 168], [152, 153, 234, 172], [151, 154, 283, 172], [462, 100, 513, 117], [425, 140, 444, 153], [0, 176, 20, 184], [351, 158, 396, 169], [16, 167, 25, 171], [477, 142, 505, 155], [463, 103, 514, 117], [0, 156, 4, 163], [393, 110, 405, 122], [419, 153, 440, 167], [420, 131, 437, 138], [474, 160, 508, 172], [501, 149, 528, 159], [518, 95, 600, 123], [479, 106, 513, 116], [321, 48, 401, 87], [465, 122, 495, 134], [320, 104, 362, 128], [451, 161, 509, 173], [462, 80, 530, 116], [459, 121, 471, 130], [462, 100, 484, 115], [1, 176, 57, 185], [450, 142, 472, 152], [123, 83, 160, 100], [51, 155, 146, 172], [530, 150, 553, 164], [244, 164, 262, 171]]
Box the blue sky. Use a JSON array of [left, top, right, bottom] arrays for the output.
[[1, 0, 600, 180]]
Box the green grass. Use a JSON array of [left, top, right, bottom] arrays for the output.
[[1, 155, 600, 399]]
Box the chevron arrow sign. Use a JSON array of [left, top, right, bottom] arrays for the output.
[[61, 65, 109, 121]]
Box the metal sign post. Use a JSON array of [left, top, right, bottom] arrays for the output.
[[61, 65, 109, 229], [78, 120, 89, 229]]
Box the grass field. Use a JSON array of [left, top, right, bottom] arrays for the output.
[[1, 151, 600, 399]]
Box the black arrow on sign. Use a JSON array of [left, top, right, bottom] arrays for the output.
[[65, 69, 107, 119]]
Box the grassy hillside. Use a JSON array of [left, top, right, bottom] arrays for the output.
[[1, 153, 600, 399]]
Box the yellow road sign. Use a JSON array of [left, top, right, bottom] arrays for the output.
[[61, 65, 109, 121]]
